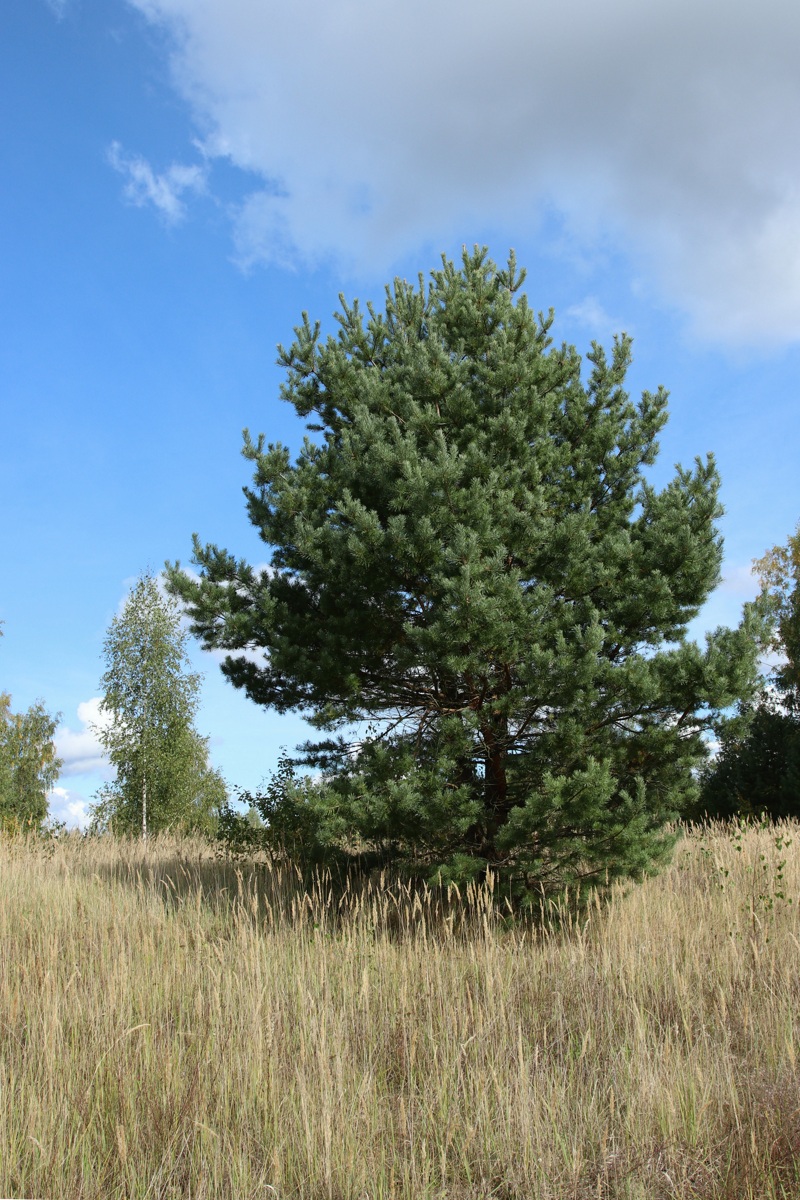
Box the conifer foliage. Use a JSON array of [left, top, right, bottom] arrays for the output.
[[169, 249, 763, 897]]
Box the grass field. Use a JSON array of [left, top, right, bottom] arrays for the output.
[[1, 821, 800, 1199]]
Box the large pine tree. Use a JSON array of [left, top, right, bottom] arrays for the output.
[[168, 249, 763, 897]]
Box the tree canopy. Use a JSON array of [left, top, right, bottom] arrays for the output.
[[754, 524, 800, 713], [0, 691, 61, 833], [695, 523, 800, 821], [0, 622, 61, 833], [91, 573, 226, 837], [168, 248, 763, 898]]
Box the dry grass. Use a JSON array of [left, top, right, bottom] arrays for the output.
[[2, 822, 800, 1199]]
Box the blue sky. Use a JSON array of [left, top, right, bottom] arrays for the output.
[[2, 0, 798, 828]]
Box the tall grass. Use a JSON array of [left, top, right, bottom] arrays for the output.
[[1, 822, 800, 1198]]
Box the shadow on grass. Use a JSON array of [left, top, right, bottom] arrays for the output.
[[68, 834, 560, 944]]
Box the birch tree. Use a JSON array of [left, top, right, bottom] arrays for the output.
[[92, 573, 225, 837], [0, 692, 61, 832]]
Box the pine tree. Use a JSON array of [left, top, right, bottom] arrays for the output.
[[91, 573, 226, 837], [168, 248, 764, 898]]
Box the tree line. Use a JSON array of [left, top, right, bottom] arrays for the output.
[[2, 249, 798, 900]]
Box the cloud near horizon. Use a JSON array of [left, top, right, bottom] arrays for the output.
[[48, 785, 92, 830], [55, 698, 111, 778], [123, 0, 800, 346]]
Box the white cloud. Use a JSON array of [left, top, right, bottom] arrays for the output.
[[718, 563, 760, 598], [55, 698, 111, 777], [563, 297, 628, 342], [124, 0, 800, 345], [688, 559, 762, 647], [108, 141, 207, 224], [48, 786, 92, 830]]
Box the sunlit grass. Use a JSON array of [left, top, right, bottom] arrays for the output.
[[1, 822, 800, 1198]]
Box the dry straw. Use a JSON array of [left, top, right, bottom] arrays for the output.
[[1, 821, 799, 1198]]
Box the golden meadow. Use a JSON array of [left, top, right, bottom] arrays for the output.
[[1, 822, 800, 1199]]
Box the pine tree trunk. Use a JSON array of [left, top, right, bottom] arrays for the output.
[[480, 711, 511, 859]]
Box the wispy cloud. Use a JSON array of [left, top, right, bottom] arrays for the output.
[[718, 563, 760, 598], [126, 0, 800, 346], [563, 297, 629, 342], [688, 559, 763, 649], [55, 698, 111, 777], [108, 141, 207, 224]]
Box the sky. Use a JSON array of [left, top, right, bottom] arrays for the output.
[[2, 0, 799, 829]]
